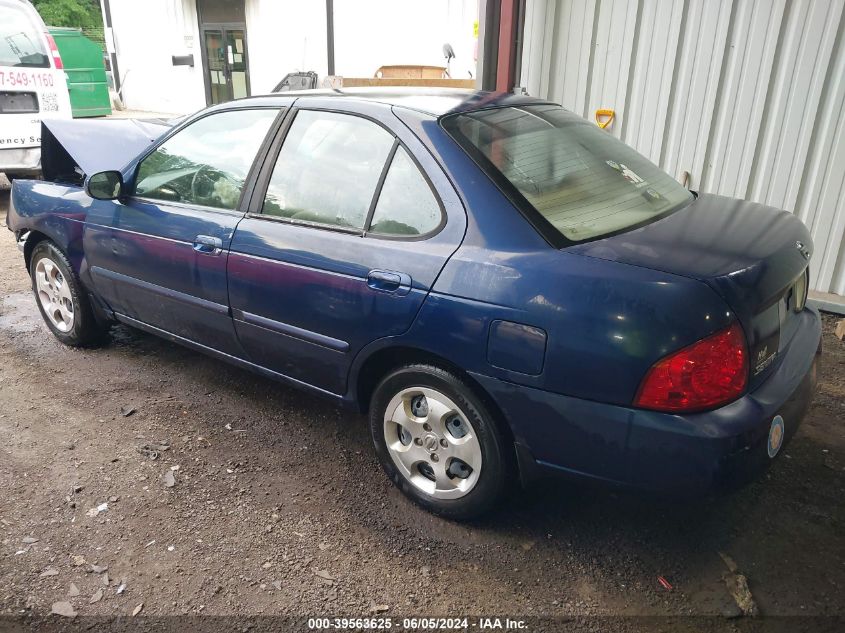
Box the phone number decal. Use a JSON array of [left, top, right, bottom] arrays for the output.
[[0, 70, 55, 88]]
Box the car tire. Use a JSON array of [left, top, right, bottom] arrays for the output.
[[369, 364, 511, 520], [29, 240, 107, 347]]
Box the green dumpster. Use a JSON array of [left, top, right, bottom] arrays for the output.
[[49, 27, 112, 118]]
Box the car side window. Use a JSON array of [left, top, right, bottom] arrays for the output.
[[262, 110, 394, 229], [135, 109, 278, 210], [368, 146, 442, 236]]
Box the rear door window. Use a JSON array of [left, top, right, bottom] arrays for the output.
[[0, 1, 49, 68], [262, 110, 395, 230], [368, 146, 442, 236], [134, 108, 278, 210]]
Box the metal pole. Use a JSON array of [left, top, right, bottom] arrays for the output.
[[100, 0, 121, 93], [512, 0, 526, 92], [479, 0, 500, 91], [326, 0, 335, 76], [496, 0, 516, 92]]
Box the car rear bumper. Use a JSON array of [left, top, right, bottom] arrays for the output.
[[0, 147, 41, 175], [472, 308, 822, 494]]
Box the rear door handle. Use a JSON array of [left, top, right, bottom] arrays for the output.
[[367, 270, 411, 296], [193, 235, 222, 255]]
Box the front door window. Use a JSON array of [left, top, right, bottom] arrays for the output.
[[134, 108, 278, 209]]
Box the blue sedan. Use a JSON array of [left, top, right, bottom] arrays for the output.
[[6, 89, 821, 519]]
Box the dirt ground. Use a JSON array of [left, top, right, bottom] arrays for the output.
[[1, 180, 844, 631]]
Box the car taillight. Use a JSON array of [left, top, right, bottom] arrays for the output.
[[45, 34, 63, 69], [634, 322, 748, 413]]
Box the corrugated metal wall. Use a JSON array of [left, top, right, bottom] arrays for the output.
[[520, 0, 845, 296]]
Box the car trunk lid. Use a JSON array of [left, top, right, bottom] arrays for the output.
[[568, 193, 812, 388]]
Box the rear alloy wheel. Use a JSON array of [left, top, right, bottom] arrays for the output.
[[383, 387, 483, 499], [29, 240, 107, 347], [370, 364, 510, 520]]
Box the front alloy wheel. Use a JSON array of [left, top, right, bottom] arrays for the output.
[[29, 240, 107, 347], [34, 257, 75, 332]]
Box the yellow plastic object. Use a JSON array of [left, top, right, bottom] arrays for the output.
[[595, 109, 615, 129]]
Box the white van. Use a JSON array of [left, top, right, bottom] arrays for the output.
[[0, 0, 72, 179]]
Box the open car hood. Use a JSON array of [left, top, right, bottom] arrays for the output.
[[41, 118, 174, 184]]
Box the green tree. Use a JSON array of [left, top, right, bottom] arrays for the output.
[[31, 0, 102, 29]]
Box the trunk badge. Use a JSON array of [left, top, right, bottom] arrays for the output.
[[795, 241, 810, 260]]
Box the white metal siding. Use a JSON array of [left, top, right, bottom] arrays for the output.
[[520, 0, 845, 295]]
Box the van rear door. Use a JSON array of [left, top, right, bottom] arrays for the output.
[[0, 0, 72, 177]]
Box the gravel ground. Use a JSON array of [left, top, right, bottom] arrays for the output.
[[1, 181, 843, 631]]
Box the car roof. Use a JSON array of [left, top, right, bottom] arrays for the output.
[[232, 87, 553, 118]]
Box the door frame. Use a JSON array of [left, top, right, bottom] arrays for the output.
[[226, 99, 467, 395], [198, 21, 251, 106]]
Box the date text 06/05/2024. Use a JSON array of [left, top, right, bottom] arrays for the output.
[[307, 617, 529, 630]]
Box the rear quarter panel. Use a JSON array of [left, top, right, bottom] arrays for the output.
[[392, 107, 734, 406], [376, 107, 736, 480]]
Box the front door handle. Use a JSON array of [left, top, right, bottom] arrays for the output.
[[367, 270, 411, 296], [193, 235, 223, 255]]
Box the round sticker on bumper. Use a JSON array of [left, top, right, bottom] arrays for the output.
[[768, 415, 785, 458]]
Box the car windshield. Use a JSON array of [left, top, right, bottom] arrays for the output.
[[0, 1, 50, 68], [443, 104, 694, 242]]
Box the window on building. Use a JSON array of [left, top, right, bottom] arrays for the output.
[[197, 0, 245, 23]]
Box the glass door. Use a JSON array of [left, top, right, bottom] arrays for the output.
[[225, 29, 248, 100], [203, 26, 250, 105], [204, 29, 228, 104]]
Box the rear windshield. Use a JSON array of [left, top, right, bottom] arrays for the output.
[[442, 104, 693, 243], [0, 1, 49, 68]]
